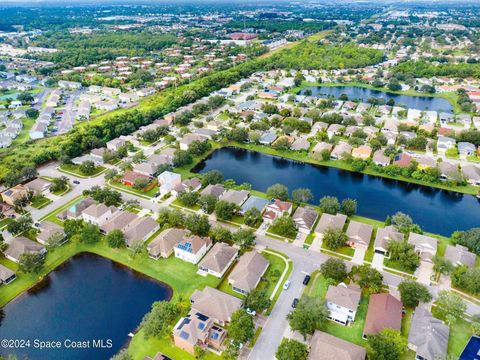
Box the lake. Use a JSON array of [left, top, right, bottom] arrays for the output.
[[0, 253, 172, 360], [299, 85, 453, 112], [194, 147, 479, 236]]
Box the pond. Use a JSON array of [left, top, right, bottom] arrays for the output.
[[194, 147, 479, 236], [299, 85, 453, 112], [0, 253, 172, 360]]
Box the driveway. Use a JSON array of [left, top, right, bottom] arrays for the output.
[[352, 247, 366, 264], [372, 253, 385, 270], [416, 261, 434, 285]]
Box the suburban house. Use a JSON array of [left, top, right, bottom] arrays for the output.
[[99, 210, 137, 234], [363, 293, 402, 338], [173, 310, 227, 355], [4, 236, 46, 263], [311, 141, 333, 155], [444, 245, 476, 267], [228, 251, 269, 295], [439, 161, 460, 180], [123, 216, 160, 247], [408, 307, 449, 360], [174, 235, 212, 264], [315, 213, 347, 237], [219, 189, 249, 206], [106, 138, 126, 151], [190, 286, 242, 326], [240, 196, 269, 215], [121, 170, 152, 187], [0, 264, 16, 285], [82, 203, 116, 226], [308, 331, 366, 360], [458, 142, 476, 159], [57, 198, 95, 220], [437, 136, 456, 154], [393, 153, 413, 168], [171, 178, 202, 197], [198, 242, 238, 278], [147, 228, 186, 259], [24, 178, 51, 196], [408, 233, 438, 262], [292, 206, 318, 234], [200, 184, 226, 199], [179, 134, 208, 150], [462, 164, 480, 186], [37, 221, 66, 246], [263, 199, 293, 223], [352, 145, 372, 160], [158, 171, 182, 196], [372, 150, 391, 167], [373, 226, 404, 255], [325, 283, 362, 326], [346, 221, 374, 250], [330, 142, 352, 160], [1, 184, 29, 206]]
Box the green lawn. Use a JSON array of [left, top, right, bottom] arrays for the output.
[[258, 252, 287, 299], [304, 233, 315, 246], [267, 225, 296, 240], [321, 242, 355, 257], [383, 259, 416, 275], [59, 164, 106, 177], [109, 180, 158, 198], [30, 195, 52, 209], [171, 199, 202, 211], [129, 329, 222, 360]]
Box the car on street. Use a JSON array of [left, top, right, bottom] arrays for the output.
[[73, 180, 80, 185], [292, 298, 299, 308], [303, 274, 311, 285], [283, 280, 291, 290], [295, 233, 301, 240]]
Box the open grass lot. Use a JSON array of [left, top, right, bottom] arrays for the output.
[[59, 164, 106, 177], [171, 198, 202, 211], [266, 225, 296, 240], [384, 258, 416, 275], [321, 242, 355, 257]]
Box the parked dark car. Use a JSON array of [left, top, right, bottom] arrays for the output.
[[303, 274, 311, 285], [292, 298, 299, 308], [73, 180, 80, 185]]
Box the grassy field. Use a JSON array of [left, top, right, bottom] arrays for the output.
[[59, 164, 106, 177]]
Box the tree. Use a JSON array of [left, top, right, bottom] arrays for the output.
[[79, 160, 96, 175], [270, 216, 297, 238], [133, 177, 150, 190], [266, 184, 289, 201], [80, 223, 101, 244], [322, 228, 347, 251], [209, 226, 232, 244], [50, 176, 69, 193], [104, 169, 118, 180], [178, 191, 199, 207], [7, 214, 33, 235], [106, 229, 125, 248], [26, 108, 39, 119], [287, 296, 329, 339], [398, 280, 432, 308], [341, 198, 357, 216], [215, 200, 238, 221], [63, 219, 84, 238], [226, 128, 249, 143], [367, 329, 407, 360], [202, 169, 224, 185], [433, 255, 454, 275], [130, 239, 146, 258], [141, 301, 179, 339], [351, 265, 383, 292], [451, 266, 480, 295], [319, 196, 340, 214], [244, 207, 263, 227], [452, 228, 480, 255], [435, 290, 466, 322], [244, 289, 271, 313], [185, 214, 210, 236], [320, 258, 348, 283], [199, 194, 217, 213], [292, 188, 313, 204], [46, 232, 66, 248], [18, 253, 45, 274], [229, 309, 255, 345], [232, 228, 256, 251], [392, 212, 414, 233], [386, 241, 420, 272], [173, 150, 192, 167], [275, 338, 309, 360]]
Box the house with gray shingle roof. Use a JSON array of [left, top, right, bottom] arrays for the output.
[[309, 331, 366, 360], [228, 251, 269, 295], [326, 283, 361, 326], [198, 242, 238, 278], [444, 245, 476, 267], [408, 307, 449, 360]]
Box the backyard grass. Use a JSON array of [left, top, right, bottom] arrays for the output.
[[129, 328, 222, 360], [59, 164, 106, 177], [109, 180, 158, 198]]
